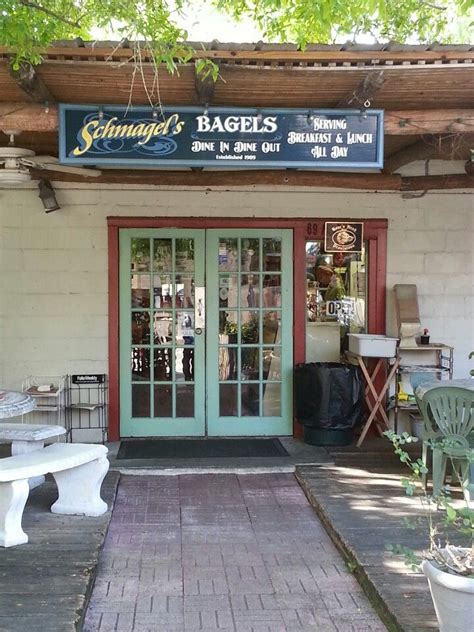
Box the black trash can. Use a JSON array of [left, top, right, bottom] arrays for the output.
[[294, 362, 364, 446]]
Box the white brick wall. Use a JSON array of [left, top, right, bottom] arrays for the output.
[[0, 182, 473, 406]]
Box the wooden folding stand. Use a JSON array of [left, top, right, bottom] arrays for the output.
[[346, 351, 400, 447]]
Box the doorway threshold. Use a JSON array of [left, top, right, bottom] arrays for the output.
[[106, 437, 333, 473]]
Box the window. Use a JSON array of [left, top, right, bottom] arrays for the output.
[[305, 240, 367, 361]]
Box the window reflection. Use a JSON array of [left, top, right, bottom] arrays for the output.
[[153, 239, 172, 272], [154, 384, 172, 417], [131, 238, 150, 272], [263, 347, 281, 381], [153, 275, 173, 309], [262, 275, 281, 307], [219, 274, 239, 308], [175, 275, 194, 308], [131, 347, 150, 380], [176, 385, 194, 416], [132, 384, 150, 417], [131, 312, 150, 344], [175, 239, 194, 272], [175, 347, 194, 382], [241, 384, 259, 416], [241, 274, 260, 308], [220, 384, 237, 416], [306, 240, 367, 362], [241, 238, 259, 271], [241, 347, 260, 381], [218, 238, 238, 271], [131, 275, 150, 308], [153, 311, 172, 344], [153, 348, 172, 381], [219, 311, 238, 340], [240, 311, 260, 344]]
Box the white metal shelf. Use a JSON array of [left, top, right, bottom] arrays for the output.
[[394, 345, 454, 432], [22, 375, 67, 434]]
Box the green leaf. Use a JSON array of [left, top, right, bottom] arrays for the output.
[[445, 506, 457, 522]]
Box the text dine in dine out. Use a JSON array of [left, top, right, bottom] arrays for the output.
[[191, 141, 280, 153]]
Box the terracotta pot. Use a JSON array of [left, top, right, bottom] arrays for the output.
[[422, 556, 474, 632]]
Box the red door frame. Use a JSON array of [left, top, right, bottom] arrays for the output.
[[107, 216, 387, 441]]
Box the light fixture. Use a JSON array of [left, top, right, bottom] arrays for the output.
[[98, 106, 104, 121], [203, 103, 209, 116], [256, 109, 263, 123], [307, 109, 315, 125], [359, 99, 371, 121], [38, 178, 60, 213], [152, 107, 158, 120]]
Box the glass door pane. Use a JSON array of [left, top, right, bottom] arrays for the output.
[[206, 230, 293, 436], [120, 229, 205, 437]]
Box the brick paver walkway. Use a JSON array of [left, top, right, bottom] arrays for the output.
[[84, 474, 386, 632]]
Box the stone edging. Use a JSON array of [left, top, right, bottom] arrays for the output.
[[295, 468, 403, 632]]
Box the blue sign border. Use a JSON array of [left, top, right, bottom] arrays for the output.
[[59, 104, 384, 169]]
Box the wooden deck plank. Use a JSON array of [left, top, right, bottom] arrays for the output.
[[0, 470, 119, 631]]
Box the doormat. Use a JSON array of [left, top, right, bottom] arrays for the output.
[[116, 438, 289, 460]]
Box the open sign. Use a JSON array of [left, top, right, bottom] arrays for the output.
[[326, 301, 343, 317]]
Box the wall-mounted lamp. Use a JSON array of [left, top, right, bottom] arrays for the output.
[[256, 109, 263, 123], [203, 103, 209, 116], [307, 109, 315, 125], [98, 106, 104, 121], [38, 178, 60, 213]]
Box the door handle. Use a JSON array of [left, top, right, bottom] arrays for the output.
[[195, 287, 205, 330]]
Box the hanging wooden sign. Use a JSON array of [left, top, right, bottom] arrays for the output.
[[59, 105, 384, 169], [324, 222, 364, 252]]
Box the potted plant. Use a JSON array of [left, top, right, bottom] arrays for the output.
[[241, 316, 259, 344], [384, 431, 473, 632], [420, 328, 430, 345], [175, 238, 194, 270], [224, 321, 238, 344]]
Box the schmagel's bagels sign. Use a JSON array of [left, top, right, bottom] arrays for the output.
[[59, 105, 384, 169]]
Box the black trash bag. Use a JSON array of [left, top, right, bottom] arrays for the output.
[[294, 362, 364, 430]]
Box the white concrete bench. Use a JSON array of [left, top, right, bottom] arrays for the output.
[[0, 443, 109, 547], [0, 423, 67, 488]]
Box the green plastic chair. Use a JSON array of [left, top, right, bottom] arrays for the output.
[[416, 386, 474, 502]]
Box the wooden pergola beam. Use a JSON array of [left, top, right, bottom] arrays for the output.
[[30, 168, 400, 189], [1, 103, 473, 135], [384, 133, 474, 173], [0, 103, 57, 132], [401, 174, 474, 191], [194, 63, 219, 105], [8, 61, 55, 104], [27, 168, 474, 191], [2, 46, 474, 64], [384, 110, 473, 135], [337, 71, 385, 108]]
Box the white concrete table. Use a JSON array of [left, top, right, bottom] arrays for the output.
[[0, 390, 36, 419], [415, 378, 474, 400], [0, 423, 66, 488]]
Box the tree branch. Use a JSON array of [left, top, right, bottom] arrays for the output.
[[419, 1, 447, 11], [18, 0, 81, 29]]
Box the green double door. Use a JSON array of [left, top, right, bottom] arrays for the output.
[[120, 228, 293, 437]]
